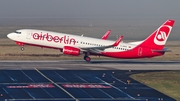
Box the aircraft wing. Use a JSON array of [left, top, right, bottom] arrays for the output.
[[80, 36, 123, 54]]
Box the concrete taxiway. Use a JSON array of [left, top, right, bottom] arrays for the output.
[[0, 60, 180, 70]]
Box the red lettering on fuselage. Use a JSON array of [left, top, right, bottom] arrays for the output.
[[32, 32, 76, 45]]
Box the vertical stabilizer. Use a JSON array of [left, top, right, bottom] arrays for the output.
[[139, 20, 175, 49]]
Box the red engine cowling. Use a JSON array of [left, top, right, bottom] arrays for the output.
[[63, 46, 80, 56]]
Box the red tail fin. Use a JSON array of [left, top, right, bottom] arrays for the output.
[[139, 19, 175, 49]]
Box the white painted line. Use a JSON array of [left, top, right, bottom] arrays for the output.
[[96, 77, 135, 99], [34, 68, 78, 101]]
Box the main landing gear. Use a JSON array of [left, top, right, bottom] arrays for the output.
[[84, 52, 91, 62]]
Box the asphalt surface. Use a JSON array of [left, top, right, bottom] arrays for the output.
[[0, 70, 176, 101], [0, 60, 178, 101], [0, 60, 180, 70]]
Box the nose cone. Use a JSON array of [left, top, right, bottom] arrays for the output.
[[7, 33, 14, 40]]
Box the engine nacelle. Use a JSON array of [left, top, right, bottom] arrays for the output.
[[63, 46, 80, 56]]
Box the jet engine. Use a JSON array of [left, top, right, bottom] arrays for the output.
[[63, 46, 80, 56]]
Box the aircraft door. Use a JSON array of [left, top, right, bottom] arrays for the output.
[[26, 31, 32, 39], [138, 47, 142, 56]]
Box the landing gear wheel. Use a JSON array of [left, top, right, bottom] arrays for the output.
[[21, 47, 24, 51], [84, 56, 91, 62]]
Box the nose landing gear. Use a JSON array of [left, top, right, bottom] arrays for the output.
[[21, 47, 24, 51], [16, 42, 24, 51]]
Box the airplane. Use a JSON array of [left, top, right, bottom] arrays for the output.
[[7, 19, 175, 62]]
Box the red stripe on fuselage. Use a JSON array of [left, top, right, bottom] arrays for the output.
[[101, 46, 164, 59]]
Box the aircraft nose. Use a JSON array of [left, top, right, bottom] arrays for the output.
[[7, 33, 14, 39]]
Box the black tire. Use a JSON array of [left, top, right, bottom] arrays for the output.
[[21, 47, 24, 51], [85, 56, 91, 62]]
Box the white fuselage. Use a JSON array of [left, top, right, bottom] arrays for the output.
[[8, 29, 138, 52]]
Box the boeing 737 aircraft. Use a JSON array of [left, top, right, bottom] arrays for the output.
[[7, 20, 175, 62]]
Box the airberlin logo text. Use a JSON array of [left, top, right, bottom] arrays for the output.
[[32, 32, 76, 45], [154, 25, 171, 45]]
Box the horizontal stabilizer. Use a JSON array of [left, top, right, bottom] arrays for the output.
[[152, 48, 172, 52]]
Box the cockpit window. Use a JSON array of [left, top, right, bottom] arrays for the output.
[[15, 31, 21, 34]]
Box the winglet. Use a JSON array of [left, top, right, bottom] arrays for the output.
[[102, 30, 111, 40], [112, 36, 123, 46]]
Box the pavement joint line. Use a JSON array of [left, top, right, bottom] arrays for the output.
[[34, 68, 78, 101]]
